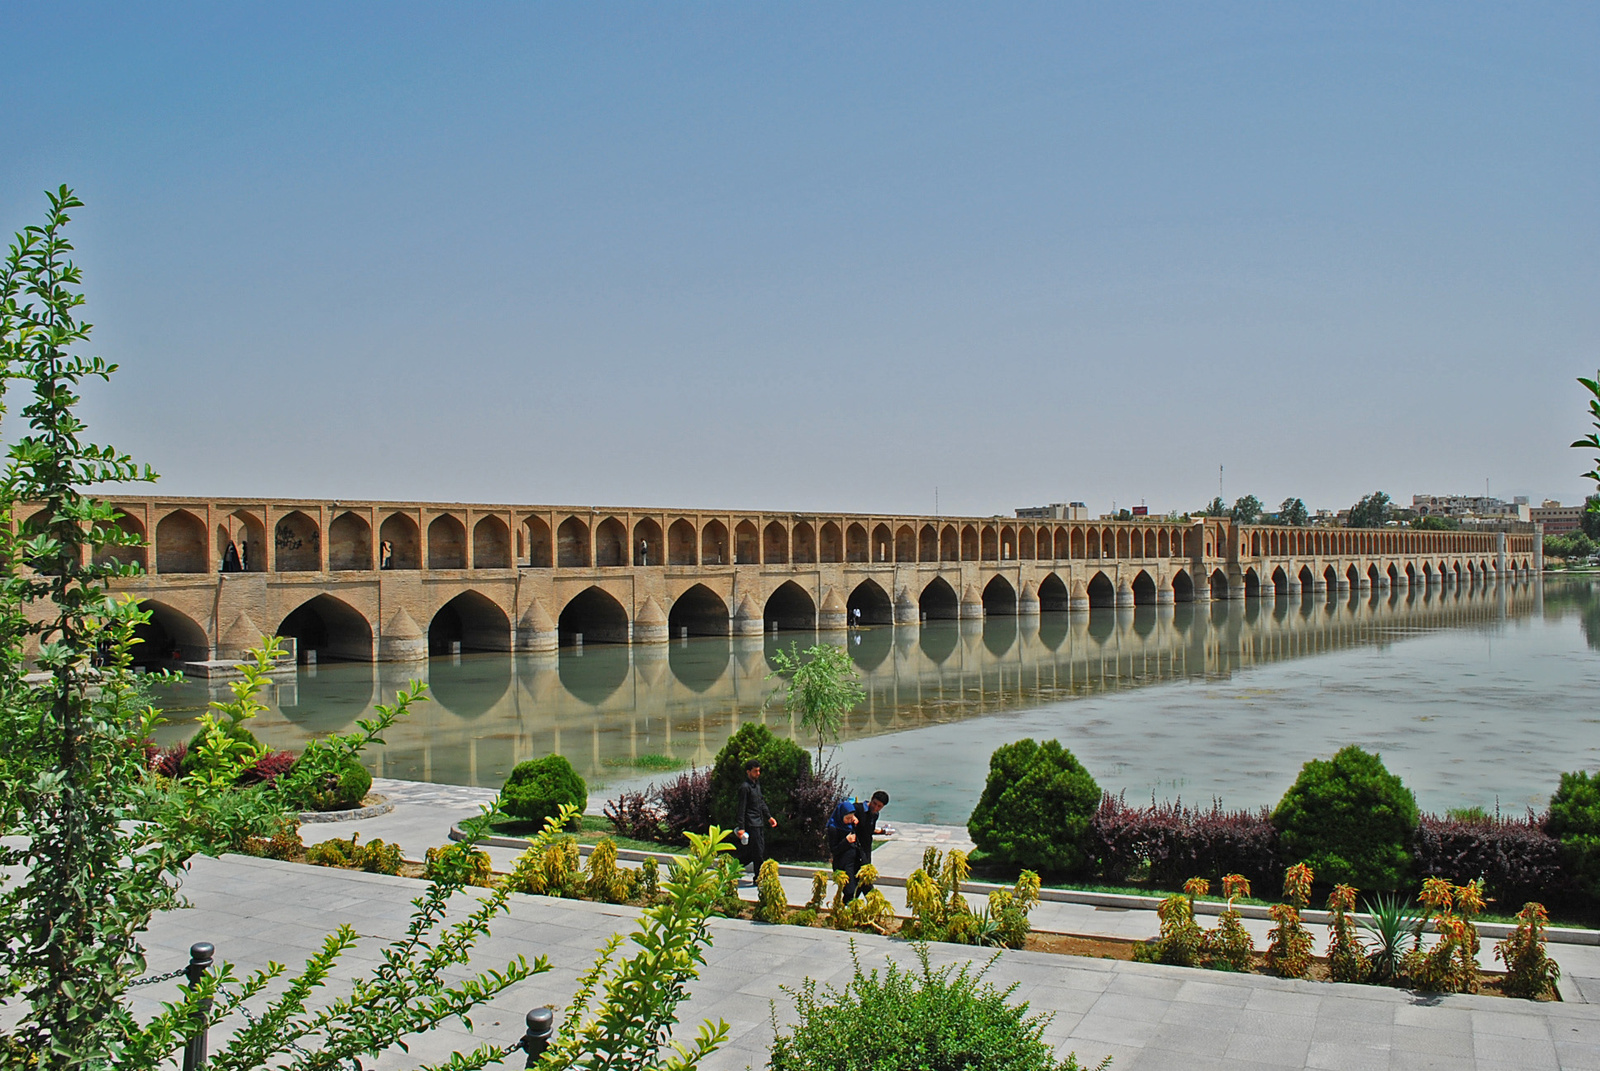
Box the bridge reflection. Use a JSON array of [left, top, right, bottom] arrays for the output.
[[160, 578, 1549, 790]]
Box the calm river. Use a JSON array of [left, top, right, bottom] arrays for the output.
[[149, 577, 1600, 824]]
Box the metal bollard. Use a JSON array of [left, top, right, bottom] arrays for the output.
[[520, 1007, 554, 1067], [182, 942, 215, 1071]]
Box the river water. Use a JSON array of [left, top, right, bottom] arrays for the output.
[[148, 576, 1600, 824]]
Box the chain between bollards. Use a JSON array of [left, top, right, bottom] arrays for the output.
[[181, 942, 214, 1071], [521, 1006, 554, 1067]]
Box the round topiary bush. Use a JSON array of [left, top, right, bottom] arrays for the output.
[[294, 753, 373, 812], [1271, 745, 1417, 889], [502, 754, 587, 827], [1548, 769, 1600, 903], [709, 723, 839, 861], [967, 738, 1100, 875]]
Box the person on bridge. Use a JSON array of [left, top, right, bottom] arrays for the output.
[[221, 541, 242, 573], [734, 758, 776, 885], [826, 790, 891, 903]]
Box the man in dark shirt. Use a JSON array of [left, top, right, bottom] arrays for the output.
[[734, 758, 776, 884], [826, 790, 891, 902]]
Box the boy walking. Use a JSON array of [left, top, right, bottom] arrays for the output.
[[734, 758, 776, 884]]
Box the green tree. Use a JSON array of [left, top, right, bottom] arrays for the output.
[[1271, 745, 1418, 890], [1347, 491, 1392, 528], [767, 642, 865, 767], [1278, 497, 1308, 526], [1583, 495, 1600, 540], [1412, 514, 1460, 531], [1202, 496, 1227, 517], [967, 739, 1100, 875], [1230, 495, 1262, 524], [1574, 375, 1600, 511]]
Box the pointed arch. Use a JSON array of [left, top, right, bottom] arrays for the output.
[[981, 575, 1017, 615], [1018, 526, 1035, 560], [980, 526, 999, 561], [429, 590, 511, 654], [1038, 572, 1070, 611], [847, 579, 893, 625], [871, 522, 893, 563], [558, 586, 629, 645], [380, 513, 420, 570], [1243, 568, 1260, 598], [792, 521, 817, 564], [734, 519, 759, 565], [470, 516, 511, 569], [764, 581, 816, 631], [522, 516, 552, 567], [1116, 529, 1131, 558], [133, 599, 209, 665], [277, 593, 373, 662], [667, 519, 698, 565], [668, 583, 728, 637], [1131, 570, 1156, 604], [919, 523, 938, 562], [556, 516, 590, 567], [1171, 569, 1194, 602], [846, 523, 869, 563], [1000, 525, 1018, 561], [1087, 571, 1115, 608], [1086, 528, 1100, 559], [1210, 569, 1230, 600], [1298, 565, 1315, 590], [919, 576, 959, 620], [329, 511, 373, 570], [818, 521, 842, 563], [426, 514, 467, 570], [156, 509, 207, 574], [634, 518, 664, 566], [940, 525, 959, 561], [763, 520, 789, 564], [895, 524, 916, 563], [1072, 527, 1086, 559], [1158, 530, 1170, 558], [214, 509, 264, 572], [701, 519, 729, 565], [1271, 566, 1288, 589], [94, 510, 148, 571], [272, 509, 322, 572], [960, 526, 979, 561], [595, 517, 627, 566]]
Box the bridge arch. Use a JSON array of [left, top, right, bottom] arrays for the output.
[[381, 513, 421, 570], [895, 525, 915, 563], [1000, 525, 1018, 560], [764, 581, 816, 631], [634, 518, 664, 566], [558, 586, 629, 645], [960, 526, 979, 560], [847, 579, 892, 625], [1087, 571, 1115, 608], [940, 525, 958, 561], [1209, 569, 1229, 600], [919, 524, 938, 562], [1018, 526, 1034, 560], [734, 520, 759, 565], [215, 510, 265, 572], [763, 521, 788, 564], [982, 575, 1016, 615], [919, 576, 959, 619], [522, 516, 552, 567], [980, 526, 999, 562], [329, 511, 372, 571], [1271, 566, 1289, 590], [427, 514, 467, 570], [701, 519, 728, 565], [872, 523, 892, 562], [668, 583, 728, 637], [473, 516, 511, 569], [1086, 529, 1100, 559], [1131, 570, 1156, 604], [273, 510, 320, 571], [156, 509, 207, 574], [819, 522, 841, 563], [1171, 569, 1194, 602], [556, 516, 590, 567], [1298, 565, 1315, 590], [846, 523, 869, 563], [429, 590, 511, 654], [1039, 572, 1070, 611], [94, 511, 148, 571], [668, 519, 697, 565], [1244, 568, 1262, 598], [133, 600, 209, 665], [278, 594, 373, 662], [596, 517, 628, 566], [792, 521, 816, 564]]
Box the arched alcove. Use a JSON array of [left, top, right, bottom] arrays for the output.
[[764, 581, 816, 631], [277, 594, 374, 662], [558, 586, 629, 645]]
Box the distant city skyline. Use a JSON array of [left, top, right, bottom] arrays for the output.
[[3, 3, 1595, 516]]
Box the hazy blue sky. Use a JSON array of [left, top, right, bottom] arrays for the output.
[[4, 3, 1596, 516]]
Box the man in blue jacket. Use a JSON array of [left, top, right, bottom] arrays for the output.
[[826, 790, 891, 903]]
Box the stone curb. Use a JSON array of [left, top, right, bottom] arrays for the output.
[[450, 822, 1600, 947], [300, 796, 394, 824]]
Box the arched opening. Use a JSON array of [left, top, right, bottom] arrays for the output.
[[980, 527, 999, 561], [274, 510, 321, 572], [895, 525, 916, 563], [919, 576, 959, 620], [1405, 563, 1417, 584], [792, 521, 816, 564], [625, 518, 659, 567], [1244, 568, 1260, 598], [473, 516, 512, 569], [556, 516, 590, 568], [819, 522, 842, 563], [733, 520, 759, 565], [94, 511, 147, 571], [940, 525, 958, 562], [1131, 570, 1156, 605], [1347, 565, 1362, 587], [595, 518, 627, 566], [1116, 530, 1131, 558], [1298, 566, 1315, 590], [428, 590, 511, 654], [329, 512, 372, 571], [845, 523, 869, 563], [1086, 529, 1101, 559], [1324, 565, 1338, 589], [1036, 528, 1054, 560], [763, 521, 788, 565], [156, 510, 207, 574], [277, 594, 373, 662], [1271, 566, 1288, 592], [846, 579, 893, 625], [1018, 527, 1035, 560], [1038, 573, 1070, 612], [668, 584, 728, 637], [919, 524, 938, 562], [668, 519, 698, 565], [523, 516, 553, 567], [1209, 570, 1230, 600], [132, 600, 209, 666], [1172, 569, 1194, 602], [764, 581, 816, 631], [960, 526, 979, 561], [1388, 563, 1401, 586], [214, 510, 265, 573], [558, 587, 629, 645], [872, 523, 893, 563], [427, 515, 467, 570], [380, 514, 421, 570], [701, 520, 729, 565], [1087, 572, 1115, 608], [981, 575, 1016, 615]]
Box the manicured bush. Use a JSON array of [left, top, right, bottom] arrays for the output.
[[968, 739, 1100, 875], [1548, 770, 1600, 903], [292, 752, 372, 812], [1271, 745, 1417, 889], [770, 943, 1108, 1071], [502, 754, 587, 827], [709, 723, 843, 860], [1089, 792, 1280, 889], [1414, 811, 1572, 909]]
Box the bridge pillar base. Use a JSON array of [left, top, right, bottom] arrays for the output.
[[1258, 583, 1275, 600], [1312, 579, 1327, 593], [959, 584, 984, 619], [1285, 581, 1301, 596], [517, 629, 558, 653], [1069, 597, 1090, 613], [1155, 588, 1174, 605], [895, 589, 921, 625]]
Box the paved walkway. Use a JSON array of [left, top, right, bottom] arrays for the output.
[[166, 778, 1600, 1069]]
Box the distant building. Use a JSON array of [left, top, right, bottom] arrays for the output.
[[1015, 501, 1088, 520], [1532, 500, 1586, 535], [1412, 494, 1531, 523]]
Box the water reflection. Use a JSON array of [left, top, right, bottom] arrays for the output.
[[149, 577, 1579, 796]]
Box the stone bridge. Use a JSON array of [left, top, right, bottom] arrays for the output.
[[68, 496, 1538, 667]]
